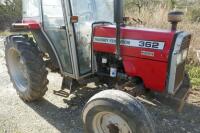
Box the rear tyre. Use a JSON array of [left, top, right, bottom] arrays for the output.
[[5, 35, 48, 102], [82, 90, 156, 133]]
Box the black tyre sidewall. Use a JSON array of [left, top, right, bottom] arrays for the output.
[[84, 98, 154, 133], [84, 99, 138, 133]]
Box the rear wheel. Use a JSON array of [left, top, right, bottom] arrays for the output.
[[5, 35, 48, 102], [82, 90, 156, 133]]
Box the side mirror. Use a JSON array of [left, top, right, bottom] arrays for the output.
[[114, 0, 124, 23]]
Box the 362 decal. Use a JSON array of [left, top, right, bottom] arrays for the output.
[[93, 36, 165, 50], [139, 41, 160, 49]]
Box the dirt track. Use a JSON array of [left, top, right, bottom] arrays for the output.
[[0, 37, 200, 133]]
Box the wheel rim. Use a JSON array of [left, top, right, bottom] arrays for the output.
[[93, 112, 133, 133], [7, 48, 28, 92]]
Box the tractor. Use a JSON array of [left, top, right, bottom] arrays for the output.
[[4, 0, 192, 132]]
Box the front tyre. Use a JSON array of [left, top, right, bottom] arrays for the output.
[[5, 35, 48, 102], [82, 90, 156, 133]]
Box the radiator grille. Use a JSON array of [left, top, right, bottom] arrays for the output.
[[174, 34, 191, 91], [180, 34, 191, 50]]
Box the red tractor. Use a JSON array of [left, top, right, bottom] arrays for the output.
[[5, 0, 191, 132]]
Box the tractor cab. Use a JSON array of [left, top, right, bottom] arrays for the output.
[[22, 0, 114, 79]]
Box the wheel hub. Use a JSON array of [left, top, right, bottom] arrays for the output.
[[93, 112, 133, 133], [107, 123, 119, 133], [7, 48, 28, 92]]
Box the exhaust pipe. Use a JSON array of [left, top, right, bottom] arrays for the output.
[[114, 0, 124, 60], [168, 11, 184, 31]]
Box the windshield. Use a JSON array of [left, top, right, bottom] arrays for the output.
[[71, 0, 114, 22], [95, 0, 114, 22]]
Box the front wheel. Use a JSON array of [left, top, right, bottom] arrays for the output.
[[82, 90, 156, 133]]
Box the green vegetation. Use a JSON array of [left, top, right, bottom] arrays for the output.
[[0, 31, 11, 36], [186, 65, 200, 87], [125, 0, 200, 22], [188, 6, 200, 22], [0, 0, 22, 30]]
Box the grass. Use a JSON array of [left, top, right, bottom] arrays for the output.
[[186, 65, 200, 88], [0, 31, 11, 36]]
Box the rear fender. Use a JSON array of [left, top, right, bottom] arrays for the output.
[[31, 30, 60, 70]]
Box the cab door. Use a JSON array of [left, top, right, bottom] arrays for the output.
[[68, 0, 96, 76], [68, 0, 114, 77], [41, 0, 75, 77]]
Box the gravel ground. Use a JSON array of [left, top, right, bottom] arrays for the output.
[[0, 37, 200, 133]]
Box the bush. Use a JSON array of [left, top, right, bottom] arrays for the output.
[[186, 65, 200, 87], [0, 0, 22, 30], [188, 7, 200, 22]]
